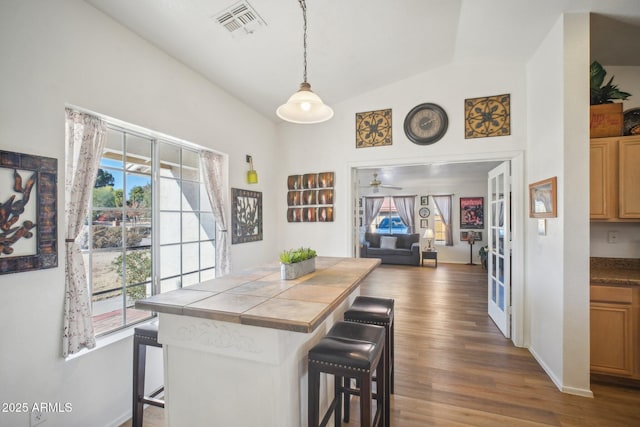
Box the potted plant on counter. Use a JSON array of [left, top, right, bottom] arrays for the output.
[[280, 247, 317, 280], [590, 61, 632, 138]]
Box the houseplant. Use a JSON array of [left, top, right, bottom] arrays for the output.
[[280, 247, 317, 280], [590, 61, 632, 137]]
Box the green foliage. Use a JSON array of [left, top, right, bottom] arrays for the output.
[[279, 247, 317, 264], [114, 189, 124, 208], [111, 250, 151, 302], [590, 61, 631, 105], [92, 186, 118, 208], [95, 169, 115, 188], [128, 184, 151, 209]]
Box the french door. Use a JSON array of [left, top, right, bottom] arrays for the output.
[[487, 162, 511, 338]]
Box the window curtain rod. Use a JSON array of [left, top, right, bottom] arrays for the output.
[[65, 104, 222, 155]]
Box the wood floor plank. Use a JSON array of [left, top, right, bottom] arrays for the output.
[[123, 263, 640, 426]]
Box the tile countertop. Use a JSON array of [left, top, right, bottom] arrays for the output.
[[590, 257, 640, 286], [136, 257, 381, 333]]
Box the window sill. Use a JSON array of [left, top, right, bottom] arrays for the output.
[[64, 318, 157, 361]]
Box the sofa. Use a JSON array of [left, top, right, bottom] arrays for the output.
[[360, 232, 421, 266]]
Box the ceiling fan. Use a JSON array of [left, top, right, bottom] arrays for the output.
[[368, 173, 402, 193]]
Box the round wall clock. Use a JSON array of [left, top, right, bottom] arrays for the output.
[[419, 207, 431, 218], [404, 103, 448, 145]]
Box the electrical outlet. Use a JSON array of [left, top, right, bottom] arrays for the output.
[[607, 231, 619, 244], [30, 407, 47, 427]]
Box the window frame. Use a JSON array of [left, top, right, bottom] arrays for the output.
[[83, 122, 216, 337], [373, 197, 409, 235]]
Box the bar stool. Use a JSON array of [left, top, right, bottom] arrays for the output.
[[132, 323, 165, 427], [343, 296, 394, 427], [308, 321, 386, 427]]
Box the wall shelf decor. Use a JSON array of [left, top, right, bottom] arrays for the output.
[[287, 172, 334, 222], [464, 94, 511, 139], [0, 150, 57, 274], [231, 188, 262, 244], [355, 109, 392, 148], [460, 197, 484, 229]]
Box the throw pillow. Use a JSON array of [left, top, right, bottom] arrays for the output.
[[380, 236, 397, 249]]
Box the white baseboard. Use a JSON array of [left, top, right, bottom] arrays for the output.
[[529, 346, 594, 398]]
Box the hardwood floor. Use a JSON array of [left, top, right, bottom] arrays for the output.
[[123, 263, 640, 426]]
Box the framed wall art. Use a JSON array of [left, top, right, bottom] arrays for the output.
[[529, 176, 557, 218], [464, 94, 511, 139], [287, 172, 334, 222], [420, 219, 429, 229], [460, 197, 484, 229], [0, 150, 57, 274], [231, 188, 262, 244], [355, 109, 392, 148], [420, 195, 429, 205], [460, 231, 482, 241]]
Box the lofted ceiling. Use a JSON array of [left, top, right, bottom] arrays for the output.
[[85, 0, 640, 122], [84, 1, 640, 186]]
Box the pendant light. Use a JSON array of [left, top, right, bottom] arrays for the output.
[[276, 0, 333, 124]]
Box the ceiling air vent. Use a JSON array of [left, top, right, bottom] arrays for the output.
[[214, 1, 266, 37]]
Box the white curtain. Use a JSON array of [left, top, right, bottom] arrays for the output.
[[63, 108, 107, 357], [433, 195, 453, 246], [364, 197, 385, 231], [200, 151, 230, 276], [392, 196, 416, 233]]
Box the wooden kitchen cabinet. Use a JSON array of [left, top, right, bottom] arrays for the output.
[[619, 138, 640, 218], [590, 135, 640, 221], [590, 285, 640, 379]]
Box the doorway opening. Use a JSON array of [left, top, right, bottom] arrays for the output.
[[350, 154, 525, 347]]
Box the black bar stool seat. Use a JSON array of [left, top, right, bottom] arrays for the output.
[[308, 321, 386, 427], [133, 322, 165, 427], [344, 296, 394, 427]]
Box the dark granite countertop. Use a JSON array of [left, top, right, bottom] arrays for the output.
[[590, 257, 640, 286]]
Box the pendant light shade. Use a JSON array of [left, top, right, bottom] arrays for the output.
[[276, 82, 334, 124], [276, 0, 333, 124]]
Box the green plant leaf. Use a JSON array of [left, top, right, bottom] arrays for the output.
[[589, 61, 631, 104], [590, 61, 606, 89]]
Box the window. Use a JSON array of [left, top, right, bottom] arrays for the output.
[[433, 205, 445, 242], [82, 126, 215, 336], [373, 197, 408, 234]]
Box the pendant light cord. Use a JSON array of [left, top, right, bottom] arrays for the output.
[[298, 0, 308, 84]]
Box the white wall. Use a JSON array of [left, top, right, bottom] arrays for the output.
[[0, 1, 278, 426], [525, 13, 591, 396], [561, 13, 591, 396], [591, 222, 640, 258], [277, 61, 527, 256], [606, 66, 640, 110]]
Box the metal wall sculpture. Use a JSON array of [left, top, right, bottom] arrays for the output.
[[231, 188, 262, 244], [0, 150, 57, 274]]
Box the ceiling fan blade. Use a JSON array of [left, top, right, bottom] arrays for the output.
[[380, 184, 402, 190]]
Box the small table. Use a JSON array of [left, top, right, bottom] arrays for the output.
[[422, 250, 438, 267]]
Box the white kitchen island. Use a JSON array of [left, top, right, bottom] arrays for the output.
[[136, 257, 380, 427]]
